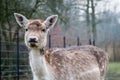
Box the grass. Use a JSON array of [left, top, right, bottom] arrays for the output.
[[106, 62, 120, 80], [108, 62, 120, 75]]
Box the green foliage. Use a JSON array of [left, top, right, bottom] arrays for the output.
[[0, 0, 66, 26]]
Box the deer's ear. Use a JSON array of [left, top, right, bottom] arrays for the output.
[[44, 15, 58, 29], [14, 13, 28, 27]]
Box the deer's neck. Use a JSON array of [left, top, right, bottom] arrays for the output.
[[29, 49, 52, 80]]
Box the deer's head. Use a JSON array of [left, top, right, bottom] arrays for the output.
[[14, 13, 58, 49]]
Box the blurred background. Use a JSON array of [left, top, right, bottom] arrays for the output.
[[0, 0, 120, 80]]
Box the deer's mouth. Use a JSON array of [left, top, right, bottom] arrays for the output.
[[29, 42, 38, 47]]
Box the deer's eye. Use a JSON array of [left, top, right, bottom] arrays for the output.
[[25, 29, 28, 31], [41, 29, 46, 32]]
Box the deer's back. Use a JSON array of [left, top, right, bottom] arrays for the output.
[[44, 45, 109, 80]]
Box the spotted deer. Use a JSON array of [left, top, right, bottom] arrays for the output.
[[14, 13, 109, 80]]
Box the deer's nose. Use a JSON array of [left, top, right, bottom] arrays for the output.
[[28, 36, 38, 43], [29, 38, 37, 43]]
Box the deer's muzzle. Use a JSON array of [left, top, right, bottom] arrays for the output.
[[28, 36, 38, 47]]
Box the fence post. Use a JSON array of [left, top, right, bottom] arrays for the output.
[[89, 39, 92, 45], [77, 37, 81, 46], [0, 29, 1, 80], [16, 30, 20, 80], [93, 39, 95, 46], [48, 35, 51, 48], [63, 36, 66, 48]]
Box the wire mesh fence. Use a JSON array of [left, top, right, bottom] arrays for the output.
[[0, 30, 31, 80]]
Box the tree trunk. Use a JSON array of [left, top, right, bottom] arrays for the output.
[[91, 0, 96, 45]]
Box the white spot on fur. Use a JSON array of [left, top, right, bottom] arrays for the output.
[[52, 48, 62, 53]]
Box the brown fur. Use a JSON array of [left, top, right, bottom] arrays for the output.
[[26, 20, 45, 30], [44, 45, 109, 80]]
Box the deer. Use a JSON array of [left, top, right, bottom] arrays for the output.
[[14, 13, 109, 80]]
